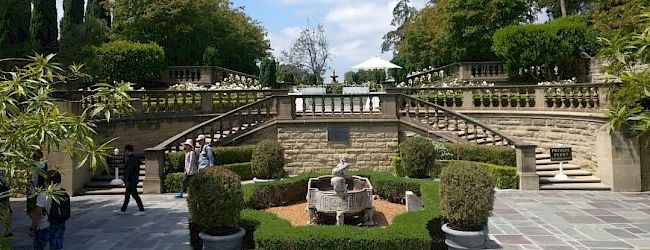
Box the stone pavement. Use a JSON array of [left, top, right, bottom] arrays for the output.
[[7, 191, 650, 249]]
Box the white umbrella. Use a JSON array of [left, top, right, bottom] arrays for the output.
[[352, 56, 402, 70]]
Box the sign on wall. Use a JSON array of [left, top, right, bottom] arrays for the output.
[[550, 147, 572, 162], [107, 155, 126, 168], [327, 126, 349, 142]]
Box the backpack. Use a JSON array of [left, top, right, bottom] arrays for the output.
[[47, 190, 70, 225]]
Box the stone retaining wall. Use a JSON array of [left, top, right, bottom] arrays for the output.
[[279, 122, 399, 174], [464, 111, 606, 172]]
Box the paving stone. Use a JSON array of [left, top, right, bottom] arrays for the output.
[[623, 238, 650, 249], [516, 226, 553, 236], [603, 228, 640, 239], [526, 235, 567, 245], [624, 227, 645, 234], [562, 216, 603, 224], [581, 209, 615, 216], [578, 240, 634, 248], [588, 202, 622, 209], [595, 215, 632, 223], [494, 235, 532, 245]]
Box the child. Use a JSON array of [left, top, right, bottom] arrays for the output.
[[176, 139, 198, 198]]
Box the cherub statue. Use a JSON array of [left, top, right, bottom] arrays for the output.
[[331, 156, 351, 194], [332, 156, 350, 177]]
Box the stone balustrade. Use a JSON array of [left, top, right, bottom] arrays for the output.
[[407, 61, 508, 83], [388, 83, 608, 112], [161, 66, 258, 84]]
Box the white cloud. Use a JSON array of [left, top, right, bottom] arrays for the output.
[[268, 26, 302, 58]]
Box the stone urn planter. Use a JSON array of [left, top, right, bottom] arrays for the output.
[[199, 227, 246, 250], [441, 223, 488, 250]]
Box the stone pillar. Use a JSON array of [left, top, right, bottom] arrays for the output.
[[641, 135, 650, 191], [381, 95, 398, 119], [144, 149, 165, 194], [598, 86, 610, 108], [516, 143, 539, 190], [276, 95, 293, 120], [200, 92, 213, 114], [461, 89, 474, 109], [596, 128, 642, 192], [131, 98, 143, 115], [534, 88, 546, 110], [54, 100, 83, 116]]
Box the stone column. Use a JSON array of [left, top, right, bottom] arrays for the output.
[[54, 100, 83, 116], [534, 88, 546, 110], [381, 95, 398, 119], [143, 149, 165, 194], [131, 98, 143, 115], [596, 128, 642, 192], [516, 143, 539, 190], [461, 89, 474, 109], [598, 85, 610, 108], [200, 92, 213, 114], [276, 95, 293, 120]]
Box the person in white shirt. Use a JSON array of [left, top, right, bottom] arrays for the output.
[[176, 139, 198, 198], [29, 171, 67, 250], [27, 150, 48, 215]]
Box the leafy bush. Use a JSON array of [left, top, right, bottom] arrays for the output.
[[89, 40, 165, 84], [356, 171, 421, 204], [243, 174, 313, 209], [399, 136, 437, 178], [240, 172, 445, 249], [251, 140, 285, 179], [438, 160, 518, 189], [492, 15, 600, 81], [165, 145, 255, 174], [390, 154, 404, 177], [222, 162, 254, 181], [441, 143, 516, 167], [188, 167, 243, 235], [440, 164, 495, 231], [164, 172, 185, 193]]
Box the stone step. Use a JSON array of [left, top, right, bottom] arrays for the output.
[[539, 182, 610, 191], [539, 176, 603, 184], [535, 163, 580, 171], [536, 169, 592, 177], [81, 187, 143, 195], [536, 159, 572, 165], [92, 175, 145, 182], [536, 154, 550, 160], [536, 148, 544, 154]]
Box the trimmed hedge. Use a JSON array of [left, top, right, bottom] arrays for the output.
[[164, 163, 254, 193], [399, 136, 437, 178], [440, 164, 495, 231], [89, 40, 165, 84], [438, 160, 518, 189], [165, 145, 255, 174], [251, 140, 285, 179], [239, 172, 445, 249], [243, 174, 315, 209], [440, 143, 516, 167]]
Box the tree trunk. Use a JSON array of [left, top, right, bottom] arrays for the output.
[[560, 0, 567, 17]]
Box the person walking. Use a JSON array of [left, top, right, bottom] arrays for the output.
[[196, 135, 214, 171], [30, 170, 70, 250], [113, 145, 145, 216], [176, 139, 198, 198], [27, 150, 48, 215]]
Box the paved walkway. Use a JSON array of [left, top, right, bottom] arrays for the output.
[[7, 191, 650, 250]]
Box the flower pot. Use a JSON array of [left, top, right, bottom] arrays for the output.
[[441, 223, 488, 250], [199, 227, 246, 250]]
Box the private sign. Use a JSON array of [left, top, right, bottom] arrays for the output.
[[550, 147, 572, 162]]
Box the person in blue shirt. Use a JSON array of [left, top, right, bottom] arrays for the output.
[[196, 135, 214, 170]]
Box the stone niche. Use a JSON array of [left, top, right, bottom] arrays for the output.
[[279, 122, 399, 174]]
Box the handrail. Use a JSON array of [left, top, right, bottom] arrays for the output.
[[148, 95, 276, 151], [398, 94, 530, 147], [389, 82, 606, 91], [167, 65, 258, 79]]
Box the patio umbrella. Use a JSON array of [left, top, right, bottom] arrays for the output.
[[352, 56, 402, 70]]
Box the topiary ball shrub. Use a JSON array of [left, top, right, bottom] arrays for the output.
[[188, 167, 244, 236], [251, 140, 285, 179], [440, 164, 495, 231], [399, 136, 437, 178]]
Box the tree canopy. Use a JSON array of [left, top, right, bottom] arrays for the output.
[[281, 24, 331, 84], [112, 0, 270, 74], [0, 0, 31, 59], [30, 0, 59, 53]]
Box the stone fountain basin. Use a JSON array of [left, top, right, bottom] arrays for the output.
[[306, 175, 373, 214]]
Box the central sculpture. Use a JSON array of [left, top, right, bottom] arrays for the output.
[[306, 156, 375, 226]]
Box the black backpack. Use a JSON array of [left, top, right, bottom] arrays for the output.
[[46, 190, 70, 225]]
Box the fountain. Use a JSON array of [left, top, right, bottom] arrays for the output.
[[306, 156, 375, 226]]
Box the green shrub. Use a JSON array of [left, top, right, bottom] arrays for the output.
[[399, 136, 437, 178], [251, 140, 285, 179], [243, 174, 314, 209], [440, 164, 495, 231], [222, 162, 254, 181], [188, 167, 243, 235], [163, 172, 185, 193], [89, 40, 165, 84], [492, 15, 600, 81], [442, 143, 516, 167], [438, 160, 518, 189], [390, 154, 405, 177], [240, 172, 445, 249], [214, 145, 255, 165], [259, 57, 277, 88], [356, 171, 421, 204]]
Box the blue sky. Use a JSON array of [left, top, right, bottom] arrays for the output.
[[54, 0, 547, 83]]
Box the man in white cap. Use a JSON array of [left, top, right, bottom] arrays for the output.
[[196, 135, 214, 170], [176, 139, 198, 198]]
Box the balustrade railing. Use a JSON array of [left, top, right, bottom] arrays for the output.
[[290, 94, 383, 118], [389, 83, 607, 112], [52, 89, 282, 118], [406, 61, 508, 83], [162, 66, 258, 84]]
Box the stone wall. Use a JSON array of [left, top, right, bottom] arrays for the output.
[[463, 111, 606, 171], [279, 122, 399, 174], [641, 136, 650, 191]]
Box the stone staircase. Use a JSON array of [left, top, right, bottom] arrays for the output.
[[534, 148, 610, 190], [81, 164, 145, 195]]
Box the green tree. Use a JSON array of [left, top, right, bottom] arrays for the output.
[[599, 12, 650, 137], [60, 0, 84, 35], [591, 0, 650, 36], [30, 0, 58, 53], [259, 57, 277, 88], [532, 0, 591, 19], [382, 0, 418, 53], [344, 71, 356, 84], [0, 54, 133, 246], [86, 0, 112, 28], [59, 17, 109, 65], [112, 0, 269, 73], [0, 0, 31, 59], [281, 24, 331, 84]]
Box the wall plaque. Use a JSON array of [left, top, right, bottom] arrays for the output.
[[550, 147, 572, 162], [327, 126, 349, 142]]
